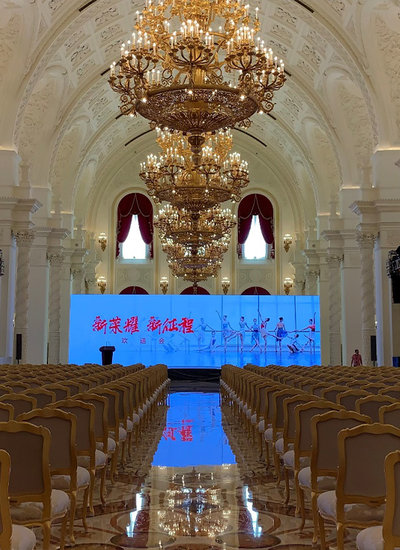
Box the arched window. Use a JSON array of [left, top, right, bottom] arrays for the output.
[[237, 194, 274, 260], [116, 193, 153, 259], [180, 286, 210, 295], [119, 286, 149, 295], [241, 286, 271, 295]]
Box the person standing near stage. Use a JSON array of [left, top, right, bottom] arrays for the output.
[[351, 349, 363, 366]]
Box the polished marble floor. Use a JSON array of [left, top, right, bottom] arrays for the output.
[[42, 391, 359, 549]]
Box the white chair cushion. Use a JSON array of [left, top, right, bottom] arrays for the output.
[[11, 524, 36, 550], [356, 526, 384, 550], [275, 438, 294, 455], [78, 449, 107, 468], [264, 428, 282, 442], [10, 489, 70, 522], [138, 408, 144, 417], [52, 466, 90, 490], [298, 467, 336, 491], [282, 450, 310, 469], [131, 413, 140, 424], [258, 419, 265, 433], [97, 437, 116, 453], [125, 419, 134, 432], [251, 414, 258, 425], [245, 409, 252, 418], [318, 491, 385, 523]]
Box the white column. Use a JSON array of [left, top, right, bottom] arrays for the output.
[[47, 251, 64, 364], [356, 231, 377, 365], [305, 268, 319, 295], [71, 267, 84, 294], [326, 254, 342, 365], [14, 230, 35, 362]]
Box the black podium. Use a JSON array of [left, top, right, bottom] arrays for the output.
[[99, 346, 115, 366]]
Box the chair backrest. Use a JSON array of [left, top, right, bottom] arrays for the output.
[[356, 395, 397, 422], [0, 385, 11, 398], [74, 393, 108, 452], [321, 386, 349, 403], [43, 384, 70, 401], [379, 386, 400, 400], [337, 423, 400, 503], [52, 400, 95, 466], [0, 403, 13, 422], [0, 450, 12, 550], [24, 388, 56, 409], [383, 450, 400, 548], [0, 394, 37, 417], [379, 403, 400, 430], [294, 400, 344, 467], [310, 410, 371, 483], [5, 382, 29, 393], [91, 388, 120, 436], [361, 383, 387, 394], [18, 408, 77, 481], [283, 394, 317, 444], [0, 421, 51, 518], [336, 389, 369, 411]]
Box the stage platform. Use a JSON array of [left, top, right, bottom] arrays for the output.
[[168, 368, 221, 385]]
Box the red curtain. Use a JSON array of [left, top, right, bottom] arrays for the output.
[[119, 286, 149, 295], [241, 286, 271, 295], [237, 194, 274, 257], [180, 286, 210, 295], [116, 193, 153, 257]]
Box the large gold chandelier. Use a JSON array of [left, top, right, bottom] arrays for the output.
[[109, 0, 286, 155], [140, 128, 249, 211]]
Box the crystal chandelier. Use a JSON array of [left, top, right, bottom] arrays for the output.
[[109, 0, 286, 156], [155, 204, 236, 247], [140, 128, 249, 211]]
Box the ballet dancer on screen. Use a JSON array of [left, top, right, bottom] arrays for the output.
[[227, 315, 250, 352], [275, 317, 287, 351], [259, 314, 271, 352], [301, 316, 316, 352], [249, 318, 262, 352], [195, 317, 214, 349], [216, 312, 233, 351], [199, 331, 217, 352]]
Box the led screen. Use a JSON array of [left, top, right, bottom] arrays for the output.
[[69, 294, 320, 367]]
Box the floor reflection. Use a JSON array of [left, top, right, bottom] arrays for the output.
[[55, 391, 360, 550]]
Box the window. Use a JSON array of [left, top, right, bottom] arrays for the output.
[[121, 215, 147, 260], [243, 215, 267, 260]]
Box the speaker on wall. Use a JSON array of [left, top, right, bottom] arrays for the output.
[[16, 333, 22, 362], [370, 335, 377, 363]]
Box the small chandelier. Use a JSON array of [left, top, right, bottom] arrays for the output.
[[109, 0, 286, 155], [140, 128, 249, 211]]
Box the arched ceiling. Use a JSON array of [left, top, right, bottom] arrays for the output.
[[0, 0, 398, 228]]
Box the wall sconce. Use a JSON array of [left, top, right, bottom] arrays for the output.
[[222, 277, 230, 295], [97, 276, 107, 294], [160, 276, 168, 295], [283, 233, 293, 253], [98, 233, 107, 252], [283, 277, 293, 295]]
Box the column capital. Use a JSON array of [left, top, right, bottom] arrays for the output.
[[13, 230, 35, 247], [326, 254, 342, 267], [47, 251, 64, 266], [356, 230, 377, 248], [71, 266, 84, 279]]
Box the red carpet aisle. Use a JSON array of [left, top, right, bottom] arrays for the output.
[[47, 392, 360, 550]]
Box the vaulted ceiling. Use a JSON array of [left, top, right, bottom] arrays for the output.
[[1, 0, 398, 230]]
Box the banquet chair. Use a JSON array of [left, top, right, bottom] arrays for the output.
[[283, 400, 343, 517], [355, 395, 397, 422], [74, 393, 109, 509], [0, 384, 12, 397], [378, 386, 400, 400], [0, 421, 70, 550], [42, 383, 70, 401], [317, 423, 400, 550], [0, 402, 14, 421], [321, 386, 349, 403], [19, 407, 90, 543], [4, 382, 29, 394], [0, 394, 36, 418], [24, 388, 56, 409], [336, 389, 369, 411], [0, 449, 37, 550], [49, 399, 95, 523], [379, 402, 400, 430], [356, 450, 400, 550], [298, 409, 371, 544]]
